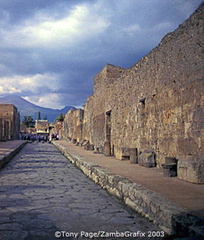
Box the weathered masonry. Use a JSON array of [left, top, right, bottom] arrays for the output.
[[0, 104, 20, 141], [62, 3, 204, 184]]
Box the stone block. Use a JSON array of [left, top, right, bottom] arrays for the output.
[[162, 163, 177, 177], [89, 144, 94, 151], [114, 147, 138, 163], [130, 148, 138, 164], [82, 140, 90, 150], [81, 140, 89, 147], [104, 141, 111, 156], [71, 138, 77, 144], [79, 139, 85, 147], [178, 158, 204, 183], [138, 151, 156, 168], [122, 148, 138, 164], [98, 145, 104, 154]]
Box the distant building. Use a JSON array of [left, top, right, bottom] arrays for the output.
[[0, 104, 20, 141], [35, 120, 49, 135]]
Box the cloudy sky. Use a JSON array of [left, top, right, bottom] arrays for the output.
[[0, 0, 202, 109]]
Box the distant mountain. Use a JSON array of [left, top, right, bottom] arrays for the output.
[[0, 95, 76, 122]]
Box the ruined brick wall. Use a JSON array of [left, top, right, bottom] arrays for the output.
[[62, 109, 75, 140], [81, 65, 125, 151], [94, 64, 125, 93], [85, 3, 203, 165], [114, 3, 203, 165], [0, 104, 20, 140], [62, 109, 84, 143], [54, 121, 63, 139], [62, 4, 203, 181], [35, 120, 49, 133], [0, 118, 9, 141]]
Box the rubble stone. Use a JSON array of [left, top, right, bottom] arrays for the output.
[[138, 151, 156, 168], [178, 158, 204, 183]]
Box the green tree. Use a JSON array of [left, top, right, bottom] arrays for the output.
[[37, 111, 41, 120], [22, 116, 34, 128], [55, 113, 64, 122]]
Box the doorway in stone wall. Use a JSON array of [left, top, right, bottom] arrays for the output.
[[104, 110, 111, 156]]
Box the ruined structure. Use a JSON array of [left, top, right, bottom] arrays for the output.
[[62, 109, 84, 143], [35, 120, 49, 135], [62, 4, 204, 183], [0, 104, 20, 141]]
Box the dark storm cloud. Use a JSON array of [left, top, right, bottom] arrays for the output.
[[0, 0, 203, 108]]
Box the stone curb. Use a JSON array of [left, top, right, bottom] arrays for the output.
[[53, 141, 204, 238], [0, 141, 27, 169]]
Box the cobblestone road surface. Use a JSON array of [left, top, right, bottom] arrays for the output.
[[0, 142, 161, 240]]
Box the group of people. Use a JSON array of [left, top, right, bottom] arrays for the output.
[[20, 133, 49, 142], [20, 133, 59, 142]]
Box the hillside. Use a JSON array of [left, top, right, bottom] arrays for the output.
[[0, 95, 76, 122]]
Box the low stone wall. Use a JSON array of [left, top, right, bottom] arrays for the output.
[[0, 141, 27, 169], [53, 141, 204, 238]]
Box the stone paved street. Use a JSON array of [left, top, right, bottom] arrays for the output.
[[0, 142, 161, 240]]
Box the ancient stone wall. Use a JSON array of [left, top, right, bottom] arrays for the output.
[[62, 109, 84, 143], [35, 120, 49, 134], [94, 64, 125, 93], [83, 66, 123, 152], [54, 121, 63, 139], [0, 104, 20, 141], [62, 3, 204, 183], [0, 118, 9, 141]]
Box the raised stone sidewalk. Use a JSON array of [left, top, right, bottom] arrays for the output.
[[0, 140, 27, 169], [1, 140, 203, 238], [53, 140, 204, 239]]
